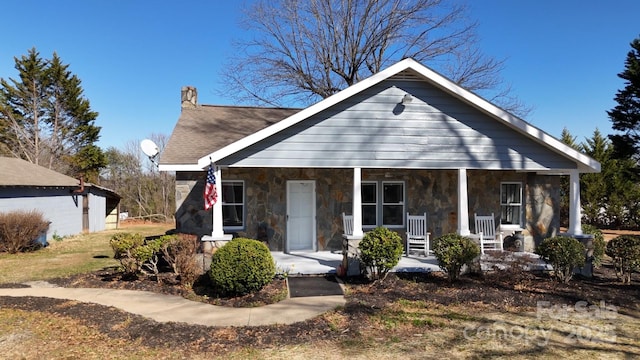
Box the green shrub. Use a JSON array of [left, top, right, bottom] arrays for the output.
[[358, 227, 404, 281], [582, 224, 605, 268], [432, 233, 480, 282], [210, 238, 275, 296], [0, 210, 49, 253], [159, 233, 200, 286], [110, 233, 145, 275], [535, 236, 585, 283], [605, 235, 640, 284]]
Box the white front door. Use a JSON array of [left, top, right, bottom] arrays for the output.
[[286, 180, 316, 252]]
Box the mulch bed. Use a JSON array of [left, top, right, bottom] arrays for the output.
[[45, 266, 288, 308], [1, 263, 639, 354]]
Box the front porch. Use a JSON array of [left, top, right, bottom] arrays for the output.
[[270, 251, 549, 275]]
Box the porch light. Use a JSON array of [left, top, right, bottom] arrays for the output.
[[401, 93, 413, 104]]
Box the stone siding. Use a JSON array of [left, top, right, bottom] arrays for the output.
[[174, 168, 560, 253], [525, 174, 560, 250]]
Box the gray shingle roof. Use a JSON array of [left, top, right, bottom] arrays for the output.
[[161, 105, 300, 165], [0, 157, 80, 187]]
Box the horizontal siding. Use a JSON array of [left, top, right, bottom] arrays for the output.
[[0, 188, 82, 240], [221, 79, 576, 170]]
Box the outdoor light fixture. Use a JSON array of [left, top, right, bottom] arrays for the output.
[[401, 93, 413, 104]]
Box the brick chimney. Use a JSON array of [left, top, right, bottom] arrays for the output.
[[181, 86, 197, 108]]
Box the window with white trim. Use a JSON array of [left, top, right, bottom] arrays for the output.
[[361, 181, 405, 228], [222, 181, 244, 230], [500, 182, 522, 227]]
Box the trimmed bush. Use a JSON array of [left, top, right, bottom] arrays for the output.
[[582, 224, 605, 268], [433, 233, 480, 282], [535, 236, 585, 283], [210, 238, 275, 296], [605, 235, 640, 284], [0, 210, 49, 253], [358, 227, 404, 280], [110, 233, 145, 275]]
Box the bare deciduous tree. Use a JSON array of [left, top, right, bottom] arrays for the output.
[[100, 133, 175, 222], [222, 0, 528, 115]]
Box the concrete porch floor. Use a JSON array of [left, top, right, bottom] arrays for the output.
[[271, 251, 549, 275], [272, 251, 441, 275]]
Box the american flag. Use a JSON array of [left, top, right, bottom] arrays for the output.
[[204, 164, 217, 210]]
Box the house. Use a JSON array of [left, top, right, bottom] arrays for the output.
[[160, 58, 600, 257], [0, 157, 121, 240]]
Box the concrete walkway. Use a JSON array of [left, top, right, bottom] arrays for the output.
[[0, 281, 346, 327]]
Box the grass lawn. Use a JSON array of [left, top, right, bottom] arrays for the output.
[[0, 222, 173, 284]]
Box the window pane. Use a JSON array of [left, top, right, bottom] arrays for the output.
[[383, 183, 403, 203], [501, 183, 521, 204], [222, 182, 243, 227], [232, 183, 243, 201], [363, 205, 377, 226], [223, 205, 243, 227], [383, 205, 403, 226], [222, 183, 239, 204], [500, 205, 520, 225], [362, 183, 377, 203]]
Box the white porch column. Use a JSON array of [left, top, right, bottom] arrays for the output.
[[568, 169, 583, 235], [457, 168, 470, 236], [211, 166, 224, 238], [202, 165, 232, 244], [352, 167, 364, 237]]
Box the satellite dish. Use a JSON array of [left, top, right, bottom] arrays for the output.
[[140, 139, 159, 158]]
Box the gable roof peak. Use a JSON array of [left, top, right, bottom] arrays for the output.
[[194, 58, 599, 173]]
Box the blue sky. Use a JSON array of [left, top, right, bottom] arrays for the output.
[[1, 0, 638, 151]]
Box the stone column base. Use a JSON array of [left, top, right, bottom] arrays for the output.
[[201, 234, 233, 253], [342, 236, 363, 277]]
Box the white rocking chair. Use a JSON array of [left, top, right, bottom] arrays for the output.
[[473, 213, 504, 254], [406, 212, 430, 256], [342, 212, 354, 239]]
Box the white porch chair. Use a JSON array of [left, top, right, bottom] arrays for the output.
[[406, 212, 430, 256], [342, 212, 353, 239], [473, 213, 504, 254]]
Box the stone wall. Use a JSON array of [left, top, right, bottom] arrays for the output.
[[174, 168, 560, 253], [524, 174, 560, 250], [175, 171, 210, 236]]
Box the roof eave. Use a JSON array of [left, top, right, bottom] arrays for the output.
[[159, 164, 204, 171]]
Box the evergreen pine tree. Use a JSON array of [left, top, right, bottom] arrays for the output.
[[0, 48, 105, 180], [609, 37, 640, 159], [559, 128, 581, 227]]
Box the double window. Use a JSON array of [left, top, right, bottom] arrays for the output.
[[500, 182, 522, 227], [362, 181, 405, 228], [221, 181, 244, 230]]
